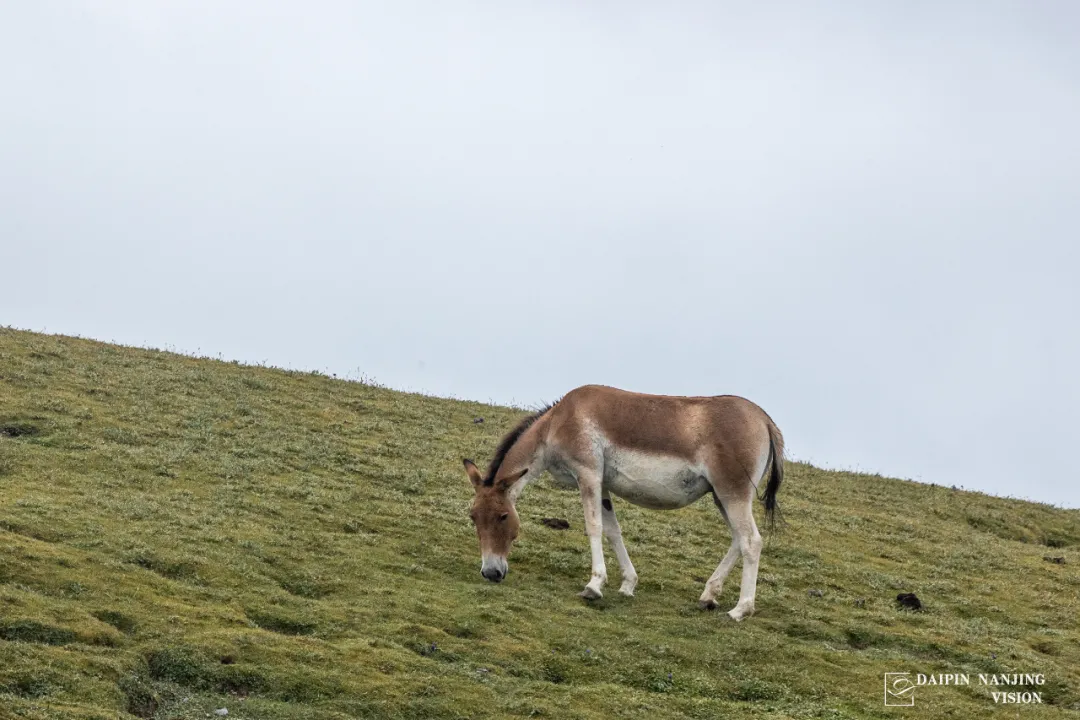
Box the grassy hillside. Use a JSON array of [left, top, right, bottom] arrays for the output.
[[0, 327, 1078, 720]]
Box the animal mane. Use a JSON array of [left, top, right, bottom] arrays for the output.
[[483, 401, 558, 486]]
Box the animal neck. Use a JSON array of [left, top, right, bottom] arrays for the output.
[[498, 412, 551, 503]]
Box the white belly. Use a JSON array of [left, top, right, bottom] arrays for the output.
[[603, 448, 712, 510]]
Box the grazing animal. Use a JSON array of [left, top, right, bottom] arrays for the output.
[[463, 384, 784, 621]]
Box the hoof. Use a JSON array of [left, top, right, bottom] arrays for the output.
[[579, 586, 603, 601], [698, 599, 718, 611], [619, 585, 635, 597], [727, 604, 754, 622]]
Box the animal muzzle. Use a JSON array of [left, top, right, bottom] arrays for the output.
[[480, 554, 508, 583]]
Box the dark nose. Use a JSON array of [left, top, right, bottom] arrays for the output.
[[481, 568, 504, 583]]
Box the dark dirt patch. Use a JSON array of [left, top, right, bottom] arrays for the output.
[[896, 592, 922, 611], [541, 517, 570, 530]]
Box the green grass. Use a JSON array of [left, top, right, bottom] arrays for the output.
[[0, 326, 1078, 719]]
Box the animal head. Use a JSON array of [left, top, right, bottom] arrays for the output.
[[463, 459, 528, 582]]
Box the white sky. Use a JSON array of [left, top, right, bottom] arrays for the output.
[[3, 2, 1078, 506]]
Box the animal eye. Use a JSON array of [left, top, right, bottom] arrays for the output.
[[498, 513, 509, 522]]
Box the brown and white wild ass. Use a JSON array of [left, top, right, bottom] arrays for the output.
[[463, 384, 784, 621]]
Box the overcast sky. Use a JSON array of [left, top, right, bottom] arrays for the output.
[[3, 2, 1078, 507]]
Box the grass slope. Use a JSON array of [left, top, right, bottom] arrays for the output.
[[0, 327, 1078, 720]]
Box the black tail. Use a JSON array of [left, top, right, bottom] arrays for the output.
[[761, 420, 785, 530]]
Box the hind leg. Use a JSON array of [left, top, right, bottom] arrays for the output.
[[601, 492, 638, 596], [698, 495, 741, 609], [702, 438, 769, 620], [720, 492, 762, 621]]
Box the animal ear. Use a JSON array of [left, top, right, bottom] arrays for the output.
[[496, 467, 529, 491], [463, 458, 483, 488]]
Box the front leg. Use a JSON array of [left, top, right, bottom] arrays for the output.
[[577, 469, 607, 600]]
